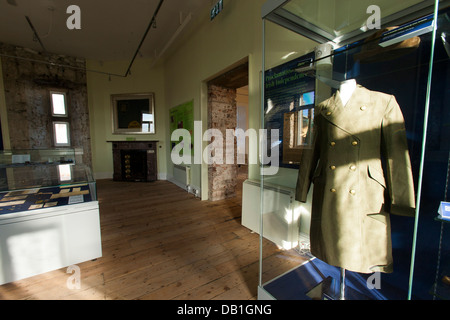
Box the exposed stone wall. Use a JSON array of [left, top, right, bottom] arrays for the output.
[[208, 84, 237, 201], [0, 43, 92, 167]]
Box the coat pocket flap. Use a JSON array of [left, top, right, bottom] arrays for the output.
[[368, 165, 386, 188], [367, 212, 389, 224]]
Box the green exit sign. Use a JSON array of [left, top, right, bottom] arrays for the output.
[[210, 0, 223, 21]]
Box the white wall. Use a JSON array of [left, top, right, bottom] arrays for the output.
[[86, 58, 167, 180]]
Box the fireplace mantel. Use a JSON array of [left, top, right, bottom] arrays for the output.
[[108, 141, 158, 182]]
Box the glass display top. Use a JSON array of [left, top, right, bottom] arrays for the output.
[[0, 148, 76, 167], [262, 0, 438, 45], [0, 164, 94, 192]]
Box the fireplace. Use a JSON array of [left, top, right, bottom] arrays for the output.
[[110, 141, 158, 182]]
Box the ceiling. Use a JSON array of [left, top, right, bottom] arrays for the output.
[[0, 0, 212, 62]]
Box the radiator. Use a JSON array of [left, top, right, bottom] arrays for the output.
[[173, 164, 192, 189], [242, 179, 311, 250], [171, 165, 199, 196]]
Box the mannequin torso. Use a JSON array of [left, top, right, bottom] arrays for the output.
[[339, 79, 357, 106]]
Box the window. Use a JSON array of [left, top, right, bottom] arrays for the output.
[[50, 91, 68, 117], [299, 91, 315, 107], [53, 122, 71, 146], [50, 90, 70, 146]]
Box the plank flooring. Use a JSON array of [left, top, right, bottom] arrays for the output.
[[0, 170, 307, 300]]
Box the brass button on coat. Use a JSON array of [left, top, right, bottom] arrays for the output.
[[349, 165, 357, 171], [330, 142, 336, 147], [330, 188, 336, 193], [360, 106, 367, 111], [349, 189, 356, 195], [330, 165, 336, 170], [352, 141, 358, 146], [326, 111, 332, 116]]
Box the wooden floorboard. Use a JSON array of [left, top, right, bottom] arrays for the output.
[[0, 172, 306, 300]]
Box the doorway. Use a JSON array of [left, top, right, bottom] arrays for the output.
[[207, 59, 249, 201]]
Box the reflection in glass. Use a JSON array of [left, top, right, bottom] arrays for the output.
[[58, 164, 72, 182]]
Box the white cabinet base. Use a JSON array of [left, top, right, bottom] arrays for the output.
[[0, 201, 102, 285]]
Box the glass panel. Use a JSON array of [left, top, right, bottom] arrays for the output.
[[265, 0, 437, 45], [0, 164, 96, 212], [1, 164, 92, 187], [260, 0, 443, 300], [408, 2, 450, 300], [0, 149, 76, 166], [283, 0, 426, 37], [260, 17, 320, 292]]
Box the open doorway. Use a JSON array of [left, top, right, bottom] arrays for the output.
[[207, 59, 249, 202]]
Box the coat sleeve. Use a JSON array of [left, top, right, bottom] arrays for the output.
[[295, 114, 321, 203], [381, 95, 416, 217]]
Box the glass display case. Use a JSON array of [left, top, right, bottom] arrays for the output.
[[0, 149, 101, 285], [0, 148, 76, 167], [0, 149, 96, 213], [258, 0, 450, 300]]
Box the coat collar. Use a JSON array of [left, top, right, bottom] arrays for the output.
[[319, 85, 373, 135]]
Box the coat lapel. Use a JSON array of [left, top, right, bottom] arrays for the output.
[[320, 85, 372, 137]]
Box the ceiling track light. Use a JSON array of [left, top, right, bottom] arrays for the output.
[[25, 16, 47, 52], [124, 0, 165, 77]]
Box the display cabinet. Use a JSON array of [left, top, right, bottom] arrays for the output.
[[0, 149, 101, 285], [258, 0, 449, 300], [0, 148, 76, 168]]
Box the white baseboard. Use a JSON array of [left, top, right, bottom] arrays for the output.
[[167, 175, 201, 198]]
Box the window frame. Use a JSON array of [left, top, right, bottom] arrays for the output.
[[111, 93, 156, 135], [52, 121, 71, 147], [50, 90, 68, 117]]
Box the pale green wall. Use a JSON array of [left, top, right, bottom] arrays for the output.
[[160, 0, 318, 196], [86, 58, 167, 180], [163, 0, 266, 199], [85, 0, 268, 190]]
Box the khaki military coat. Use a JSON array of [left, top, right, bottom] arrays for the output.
[[295, 85, 416, 274]]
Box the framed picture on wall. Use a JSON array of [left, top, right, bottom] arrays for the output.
[[111, 93, 155, 134]]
